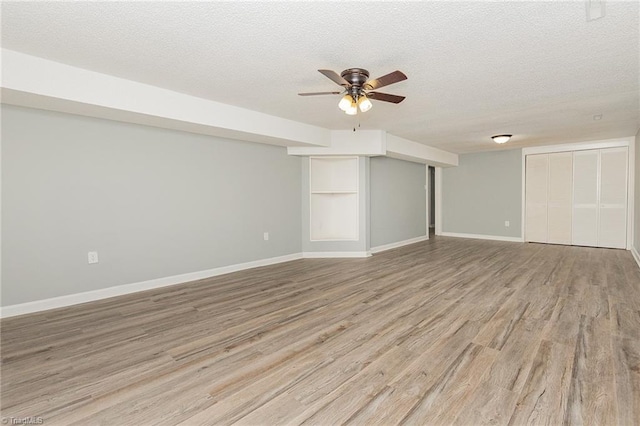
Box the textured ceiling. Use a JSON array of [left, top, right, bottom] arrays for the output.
[[1, 1, 638, 153]]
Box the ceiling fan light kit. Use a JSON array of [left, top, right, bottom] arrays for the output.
[[492, 134, 512, 144], [299, 67, 407, 115], [358, 95, 373, 112], [345, 101, 358, 115], [338, 94, 352, 111]]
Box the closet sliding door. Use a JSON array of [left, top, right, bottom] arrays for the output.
[[571, 147, 628, 248], [598, 147, 628, 249], [572, 150, 599, 247], [525, 154, 548, 243], [525, 152, 573, 244], [526, 146, 628, 249], [547, 152, 573, 244]]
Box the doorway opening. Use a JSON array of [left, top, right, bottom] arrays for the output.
[[428, 166, 436, 238]]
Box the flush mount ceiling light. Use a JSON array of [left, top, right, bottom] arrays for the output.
[[492, 134, 512, 144]]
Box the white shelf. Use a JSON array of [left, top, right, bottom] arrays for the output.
[[310, 157, 358, 193], [309, 157, 359, 241], [310, 193, 358, 241], [311, 190, 358, 194]]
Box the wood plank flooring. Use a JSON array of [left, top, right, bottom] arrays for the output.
[[1, 236, 639, 425]]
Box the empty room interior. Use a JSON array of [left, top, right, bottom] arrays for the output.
[[1, 1, 639, 425]]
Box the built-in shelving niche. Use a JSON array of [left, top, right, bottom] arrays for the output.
[[309, 156, 359, 241]]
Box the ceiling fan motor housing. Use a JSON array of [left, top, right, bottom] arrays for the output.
[[341, 68, 369, 87], [341, 68, 370, 99]]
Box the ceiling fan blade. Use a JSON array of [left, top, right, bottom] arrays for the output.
[[318, 69, 350, 87], [363, 70, 407, 90], [298, 91, 342, 96], [366, 91, 406, 104]]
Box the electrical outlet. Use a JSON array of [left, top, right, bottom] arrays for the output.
[[88, 251, 99, 264], [263, 232, 269, 241], [504, 221, 510, 227]]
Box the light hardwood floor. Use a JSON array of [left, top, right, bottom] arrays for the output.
[[1, 237, 639, 425]]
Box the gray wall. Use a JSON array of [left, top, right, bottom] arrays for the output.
[[1, 105, 302, 306], [301, 157, 370, 253], [635, 128, 640, 251], [370, 157, 426, 247], [442, 148, 522, 238]]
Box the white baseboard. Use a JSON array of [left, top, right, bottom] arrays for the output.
[[631, 246, 640, 270], [370, 235, 429, 254], [440, 232, 524, 243], [302, 251, 371, 258], [0, 252, 303, 319]]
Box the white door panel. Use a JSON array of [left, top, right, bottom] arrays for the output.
[[548, 204, 572, 244], [525, 154, 548, 243], [598, 147, 627, 248], [548, 152, 573, 202], [572, 207, 598, 247], [573, 151, 599, 204], [547, 152, 572, 245], [572, 150, 599, 247], [598, 207, 627, 248], [526, 203, 548, 243]]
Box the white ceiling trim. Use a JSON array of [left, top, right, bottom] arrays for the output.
[[0, 49, 331, 148], [1, 49, 457, 165], [288, 130, 387, 157], [1, 2, 637, 153], [288, 130, 458, 167], [386, 134, 459, 167]]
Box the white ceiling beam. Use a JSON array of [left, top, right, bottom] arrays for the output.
[[0, 49, 331, 148], [1, 49, 458, 166], [385, 134, 458, 167], [287, 130, 387, 156], [288, 130, 458, 167]]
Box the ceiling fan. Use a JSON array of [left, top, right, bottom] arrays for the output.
[[299, 68, 407, 115]]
